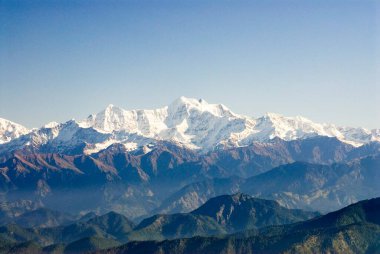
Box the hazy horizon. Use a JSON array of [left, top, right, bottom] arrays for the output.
[[1, 0, 379, 129]]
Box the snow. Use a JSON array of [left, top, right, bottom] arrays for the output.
[[1, 97, 380, 154], [0, 117, 30, 144], [42, 121, 59, 129]]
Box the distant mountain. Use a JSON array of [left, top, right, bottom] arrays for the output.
[[241, 154, 380, 212], [0, 137, 379, 219], [204, 135, 369, 176], [0, 200, 42, 225], [0, 97, 379, 220], [154, 152, 380, 215], [154, 176, 244, 214], [0, 118, 29, 145], [13, 208, 76, 228], [1, 97, 379, 253], [0, 143, 215, 218], [1, 205, 76, 230], [99, 197, 380, 254], [1, 97, 379, 156]]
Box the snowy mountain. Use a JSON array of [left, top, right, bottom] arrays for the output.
[[0, 96, 379, 155], [0, 118, 30, 144]]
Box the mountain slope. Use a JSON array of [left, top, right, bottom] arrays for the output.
[[99, 197, 380, 254], [128, 194, 318, 242], [42, 211, 135, 244], [63, 236, 120, 253], [191, 193, 318, 232], [0, 211, 135, 247], [154, 146, 380, 215], [83, 212, 135, 241], [154, 176, 244, 214], [241, 154, 380, 212], [127, 213, 226, 242], [0, 137, 379, 219]]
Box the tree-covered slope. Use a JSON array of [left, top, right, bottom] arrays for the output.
[[99, 197, 380, 254]]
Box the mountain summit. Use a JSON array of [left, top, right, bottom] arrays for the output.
[[0, 117, 30, 144], [0, 97, 379, 155]]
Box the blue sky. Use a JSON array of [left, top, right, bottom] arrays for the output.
[[0, 0, 379, 128]]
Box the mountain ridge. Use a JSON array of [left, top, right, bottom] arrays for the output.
[[96, 197, 380, 254], [0, 136, 379, 218], [1, 97, 379, 156]]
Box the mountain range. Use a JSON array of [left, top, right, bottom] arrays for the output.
[[0, 97, 379, 220], [0, 97, 379, 253], [1, 97, 380, 156], [0, 136, 378, 218], [0, 194, 378, 254], [0, 193, 319, 253], [100, 197, 380, 254]]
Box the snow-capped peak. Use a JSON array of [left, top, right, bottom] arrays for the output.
[[168, 96, 234, 118], [79, 102, 168, 135], [78, 96, 236, 136], [43, 121, 60, 129], [0, 117, 30, 144], [1, 97, 379, 154]]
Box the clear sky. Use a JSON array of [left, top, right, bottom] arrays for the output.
[[0, 0, 379, 129]]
